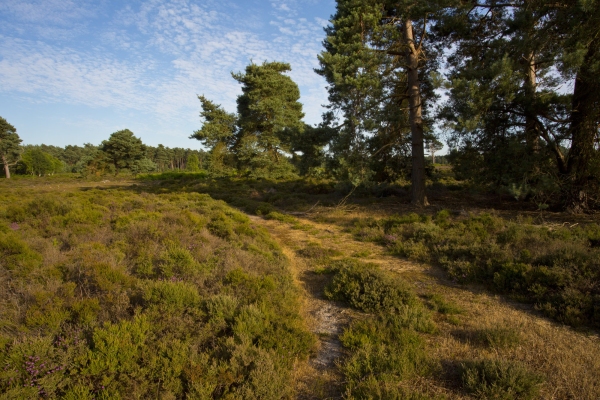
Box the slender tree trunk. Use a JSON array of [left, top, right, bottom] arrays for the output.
[[404, 19, 428, 206], [565, 44, 599, 213], [524, 52, 540, 152], [2, 155, 10, 179]]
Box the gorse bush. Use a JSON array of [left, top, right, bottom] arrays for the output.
[[0, 179, 313, 398], [352, 211, 600, 328]]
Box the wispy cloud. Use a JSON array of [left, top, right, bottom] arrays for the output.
[[0, 0, 334, 146], [0, 0, 97, 24]]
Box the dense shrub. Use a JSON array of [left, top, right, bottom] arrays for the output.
[[327, 259, 437, 398], [325, 260, 417, 313], [352, 212, 600, 328]]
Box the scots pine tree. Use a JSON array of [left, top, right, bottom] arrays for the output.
[[101, 129, 146, 176], [232, 61, 304, 179], [318, 0, 444, 205], [190, 96, 237, 173], [438, 0, 600, 211]]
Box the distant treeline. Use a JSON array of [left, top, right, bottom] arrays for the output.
[[12, 141, 206, 177]]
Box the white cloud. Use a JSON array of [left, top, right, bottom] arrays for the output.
[[0, 0, 332, 142], [0, 0, 97, 24]]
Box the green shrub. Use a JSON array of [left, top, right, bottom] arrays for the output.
[[204, 294, 239, 323], [142, 280, 201, 311], [460, 359, 543, 400], [0, 231, 43, 275], [266, 211, 297, 223], [325, 260, 416, 313], [207, 212, 235, 239], [339, 313, 435, 399]]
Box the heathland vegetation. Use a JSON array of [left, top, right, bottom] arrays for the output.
[[2, 0, 600, 398]]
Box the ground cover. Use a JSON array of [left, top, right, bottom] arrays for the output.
[[2, 173, 600, 399], [255, 205, 600, 399], [0, 177, 313, 398]]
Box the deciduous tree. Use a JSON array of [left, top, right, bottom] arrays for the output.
[[0, 117, 22, 179]]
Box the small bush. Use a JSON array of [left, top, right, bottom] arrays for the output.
[[460, 359, 543, 400], [325, 260, 416, 313], [142, 280, 201, 311], [266, 211, 297, 224], [339, 312, 436, 398]]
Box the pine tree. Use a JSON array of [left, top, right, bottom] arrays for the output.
[[317, 0, 443, 205], [438, 0, 600, 211], [232, 61, 304, 179], [190, 96, 237, 173], [101, 129, 146, 176]]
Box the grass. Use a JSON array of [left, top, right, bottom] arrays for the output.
[[425, 293, 463, 315], [473, 327, 522, 349], [0, 176, 314, 398]]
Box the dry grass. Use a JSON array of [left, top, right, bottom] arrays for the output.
[[251, 202, 600, 399]]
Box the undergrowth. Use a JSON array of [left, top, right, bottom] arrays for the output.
[[0, 179, 313, 398], [351, 211, 600, 328], [325, 259, 438, 398], [460, 359, 544, 399]]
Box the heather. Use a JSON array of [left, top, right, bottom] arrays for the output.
[[0, 178, 313, 398]]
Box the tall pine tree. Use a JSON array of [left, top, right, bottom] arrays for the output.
[[438, 0, 600, 211], [318, 0, 444, 205], [232, 61, 305, 179]]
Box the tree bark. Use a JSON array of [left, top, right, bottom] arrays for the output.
[[404, 19, 429, 206], [524, 52, 540, 152], [565, 44, 599, 213], [1, 155, 10, 179]]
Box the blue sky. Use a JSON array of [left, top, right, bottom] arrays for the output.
[[0, 0, 337, 149]]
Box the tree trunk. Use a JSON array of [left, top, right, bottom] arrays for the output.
[[565, 44, 599, 213], [524, 52, 540, 152], [404, 19, 429, 206], [1, 155, 10, 179]]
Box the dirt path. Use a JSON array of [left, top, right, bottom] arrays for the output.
[[249, 215, 350, 398], [250, 210, 600, 399], [250, 213, 428, 399]]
